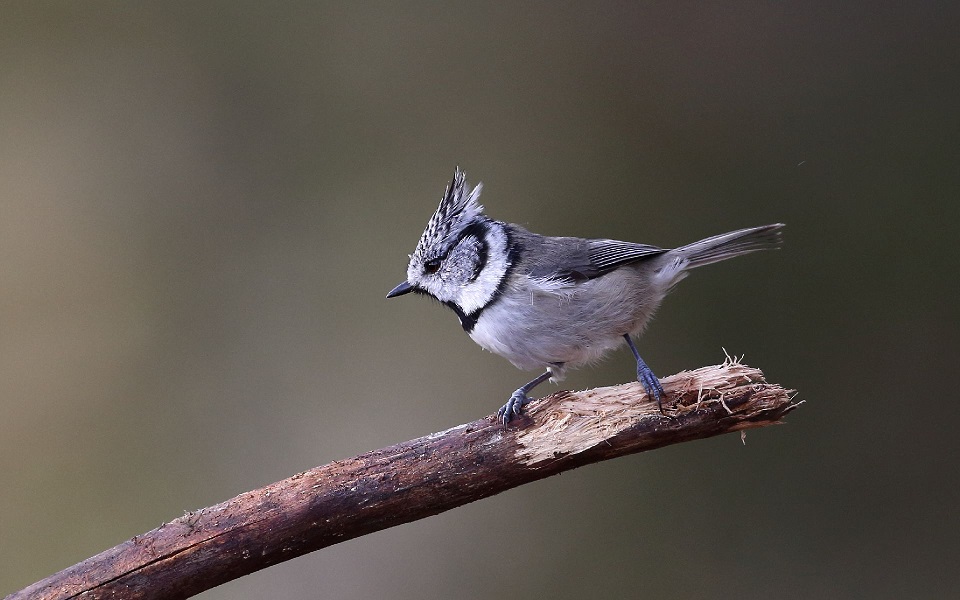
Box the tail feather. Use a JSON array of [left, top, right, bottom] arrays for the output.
[[677, 223, 785, 270]]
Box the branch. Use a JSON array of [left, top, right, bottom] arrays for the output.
[[8, 360, 799, 600]]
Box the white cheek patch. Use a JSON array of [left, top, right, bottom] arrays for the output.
[[456, 223, 510, 316]]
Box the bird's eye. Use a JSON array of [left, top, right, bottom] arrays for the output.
[[424, 259, 441, 274]]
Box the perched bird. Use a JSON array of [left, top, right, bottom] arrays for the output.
[[387, 168, 783, 424]]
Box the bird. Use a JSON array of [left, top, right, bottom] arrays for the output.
[[387, 168, 783, 424]]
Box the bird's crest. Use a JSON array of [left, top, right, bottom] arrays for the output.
[[413, 167, 484, 261]]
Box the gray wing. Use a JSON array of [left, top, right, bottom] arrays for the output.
[[584, 239, 667, 277], [512, 225, 667, 281]]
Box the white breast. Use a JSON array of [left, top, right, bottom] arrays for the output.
[[468, 266, 665, 375]]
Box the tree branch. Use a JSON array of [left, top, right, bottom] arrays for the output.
[[8, 360, 799, 600]]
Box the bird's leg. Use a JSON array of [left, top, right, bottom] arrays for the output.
[[623, 334, 665, 412], [497, 368, 556, 425]]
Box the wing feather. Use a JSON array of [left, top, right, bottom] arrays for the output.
[[586, 239, 666, 275], [514, 227, 667, 282]]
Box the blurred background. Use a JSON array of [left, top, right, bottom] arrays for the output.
[[2, 2, 958, 598]]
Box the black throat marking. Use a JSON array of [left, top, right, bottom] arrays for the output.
[[445, 301, 477, 332]]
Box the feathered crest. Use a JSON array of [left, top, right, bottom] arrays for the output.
[[413, 167, 485, 260]]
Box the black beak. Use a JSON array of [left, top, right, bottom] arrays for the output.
[[386, 281, 415, 298]]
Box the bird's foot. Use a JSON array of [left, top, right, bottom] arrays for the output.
[[637, 363, 665, 412], [497, 389, 531, 425]]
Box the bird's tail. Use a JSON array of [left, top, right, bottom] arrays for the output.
[[675, 223, 785, 270]]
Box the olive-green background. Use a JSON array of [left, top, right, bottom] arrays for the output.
[[2, 2, 957, 598]]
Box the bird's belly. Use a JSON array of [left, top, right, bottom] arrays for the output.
[[468, 273, 656, 372]]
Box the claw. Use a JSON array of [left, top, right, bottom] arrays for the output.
[[498, 390, 530, 425], [638, 365, 665, 411], [623, 334, 666, 413], [496, 369, 553, 426]]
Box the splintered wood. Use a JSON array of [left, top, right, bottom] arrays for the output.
[[515, 360, 795, 464]]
